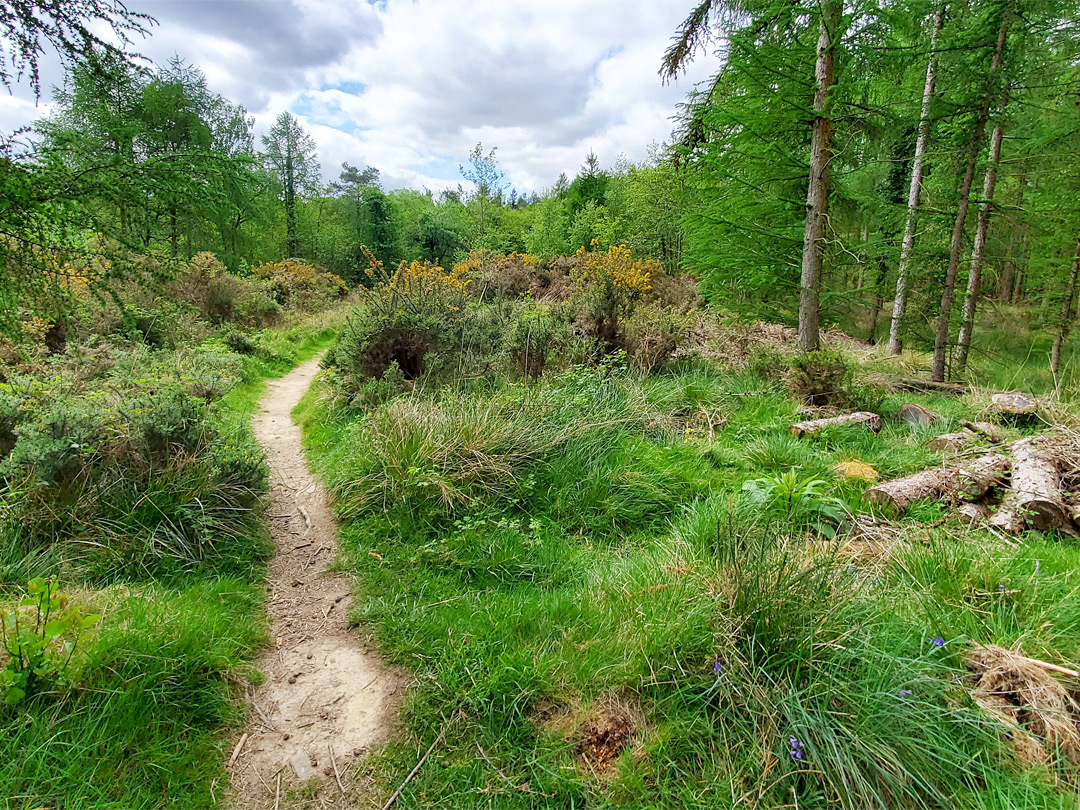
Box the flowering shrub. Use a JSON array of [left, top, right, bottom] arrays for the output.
[[252, 259, 347, 312], [326, 249, 472, 387], [572, 241, 657, 351]]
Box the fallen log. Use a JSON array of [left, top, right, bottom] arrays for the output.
[[960, 420, 1004, 442], [898, 402, 939, 426], [992, 392, 1038, 419], [790, 411, 882, 437], [1011, 437, 1067, 532], [897, 378, 968, 394], [925, 432, 970, 452], [863, 453, 1009, 513]]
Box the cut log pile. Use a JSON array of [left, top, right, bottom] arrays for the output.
[[863, 453, 1009, 513], [784, 390, 1070, 534], [863, 434, 1075, 534]]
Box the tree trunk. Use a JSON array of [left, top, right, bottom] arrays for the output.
[[1050, 230, 1080, 378], [798, 0, 842, 352], [889, 6, 945, 355], [285, 137, 297, 258], [955, 120, 1006, 373], [999, 165, 1029, 302], [931, 15, 1009, 381], [863, 453, 1009, 513]]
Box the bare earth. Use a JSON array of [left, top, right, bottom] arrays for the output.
[[230, 357, 402, 809]]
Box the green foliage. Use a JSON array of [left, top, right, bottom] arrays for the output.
[[1, 577, 100, 704], [297, 355, 1080, 809], [742, 470, 846, 536]]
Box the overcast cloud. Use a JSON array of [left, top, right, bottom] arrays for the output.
[[0, 0, 713, 193]]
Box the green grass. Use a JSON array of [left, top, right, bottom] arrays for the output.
[[0, 311, 345, 810], [296, 355, 1080, 809]]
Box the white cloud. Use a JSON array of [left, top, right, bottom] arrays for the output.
[[1, 0, 715, 192]]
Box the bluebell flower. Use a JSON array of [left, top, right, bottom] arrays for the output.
[[898, 689, 913, 698], [714, 659, 723, 675], [789, 736, 805, 761], [931, 636, 945, 647]]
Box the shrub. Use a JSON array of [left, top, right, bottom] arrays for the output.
[[784, 350, 853, 407], [251, 259, 348, 313], [621, 303, 693, 374], [170, 252, 281, 329], [503, 297, 566, 379], [747, 345, 788, 385], [571, 241, 655, 351], [326, 250, 470, 385], [0, 361, 268, 584], [1, 577, 99, 704]]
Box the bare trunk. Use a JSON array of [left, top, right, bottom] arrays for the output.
[[889, 6, 945, 355], [1011, 265, 1023, 304], [931, 15, 1008, 381], [955, 120, 1006, 373], [798, 0, 841, 352], [1050, 230, 1080, 377]]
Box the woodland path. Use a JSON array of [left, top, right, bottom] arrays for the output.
[[230, 357, 401, 809]]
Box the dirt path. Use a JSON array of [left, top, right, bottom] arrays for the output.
[[230, 357, 402, 809]]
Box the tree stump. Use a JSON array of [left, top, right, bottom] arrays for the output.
[[898, 402, 938, 426], [790, 412, 882, 437], [992, 393, 1038, 420]]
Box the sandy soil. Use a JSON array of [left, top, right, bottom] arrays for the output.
[[229, 357, 402, 809]]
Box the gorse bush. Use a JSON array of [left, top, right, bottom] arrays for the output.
[[571, 240, 655, 351], [326, 249, 471, 385], [252, 258, 348, 312], [324, 245, 698, 402]]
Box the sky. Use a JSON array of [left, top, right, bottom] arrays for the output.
[[0, 0, 715, 194]]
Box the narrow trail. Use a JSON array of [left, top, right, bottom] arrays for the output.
[[230, 357, 402, 809]]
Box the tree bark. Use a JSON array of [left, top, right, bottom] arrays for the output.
[[798, 0, 842, 352], [955, 120, 1006, 373], [1050, 230, 1080, 378], [889, 6, 945, 355], [931, 14, 1009, 381], [864, 453, 1009, 513], [790, 411, 882, 437], [1010, 437, 1067, 532]]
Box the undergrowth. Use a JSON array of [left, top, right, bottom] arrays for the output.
[[299, 350, 1080, 808], [0, 304, 344, 809]]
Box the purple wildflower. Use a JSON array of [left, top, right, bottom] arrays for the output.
[[898, 689, 913, 699], [931, 636, 945, 648], [714, 659, 723, 675], [789, 736, 805, 761]]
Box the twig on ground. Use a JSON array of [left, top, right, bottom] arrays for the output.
[[380, 727, 446, 810], [329, 745, 346, 796], [227, 733, 248, 768]]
